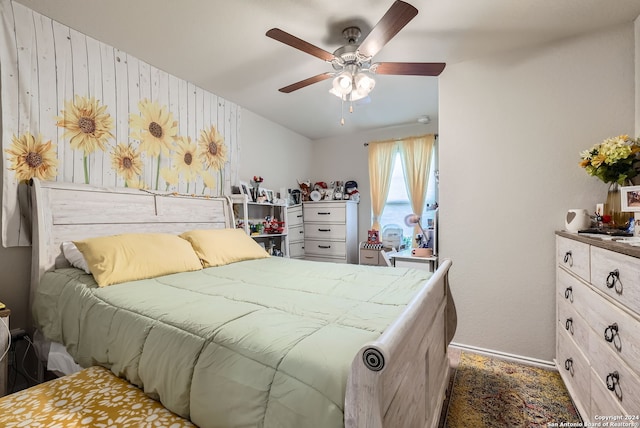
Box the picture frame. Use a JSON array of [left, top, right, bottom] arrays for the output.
[[621, 185, 640, 212], [239, 181, 253, 202], [367, 229, 380, 244], [263, 189, 275, 203]]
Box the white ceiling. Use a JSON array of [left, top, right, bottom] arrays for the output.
[[14, 0, 640, 140]]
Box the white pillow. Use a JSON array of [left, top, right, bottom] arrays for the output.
[[61, 241, 91, 273]]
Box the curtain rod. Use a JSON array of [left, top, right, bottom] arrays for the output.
[[363, 134, 438, 147]]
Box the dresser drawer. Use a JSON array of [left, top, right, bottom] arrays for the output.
[[360, 249, 381, 266], [557, 267, 592, 312], [589, 372, 625, 422], [305, 256, 347, 264], [288, 206, 304, 227], [303, 205, 346, 223], [288, 225, 305, 243], [588, 327, 640, 414], [289, 241, 305, 258], [304, 240, 346, 258], [581, 283, 640, 378], [590, 246, 640, 315], [557, 236, 590, 282], [304, 224, 346, 240], [557, 290, 589, 352], [557, 326, 590, 418]]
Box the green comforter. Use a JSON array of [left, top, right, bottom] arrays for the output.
[[33, 257, 432, 428]]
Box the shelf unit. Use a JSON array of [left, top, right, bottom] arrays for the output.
[[230, 194, 289, 257]]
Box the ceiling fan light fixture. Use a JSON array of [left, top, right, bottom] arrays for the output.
[[350, 86, 370, 102], [332, 71, 353, 95], [354, 71, 375, 93], [266, 1, 446, 127]]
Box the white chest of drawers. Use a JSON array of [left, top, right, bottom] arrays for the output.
[[555, 232, 640, 422], [303, 201, 358, 263]]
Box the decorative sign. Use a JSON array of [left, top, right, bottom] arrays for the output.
[[0, 0, 241, 246]]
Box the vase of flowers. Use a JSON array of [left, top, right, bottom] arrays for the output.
[[250, 175, 263, 201], [580, 135, 640, 227]]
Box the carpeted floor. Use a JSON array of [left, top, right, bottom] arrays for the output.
[[441, 350, 581, 428]]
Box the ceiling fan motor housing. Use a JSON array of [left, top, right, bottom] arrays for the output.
[[342, 26, 361, 44]]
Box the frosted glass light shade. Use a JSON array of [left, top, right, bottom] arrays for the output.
[[332, 72, 352, 95]]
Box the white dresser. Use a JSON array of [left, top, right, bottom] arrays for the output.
[[287, 204, 305, 259], [303, 201, 358, 264], [555, 232, 640, 422]]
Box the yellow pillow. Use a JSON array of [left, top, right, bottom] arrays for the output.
[[180, 228, 269, 268], [74, 233, 203, 287]]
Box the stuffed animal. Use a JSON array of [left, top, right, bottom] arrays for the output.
[[345, 180, 359, 202], [297, 180, 311, 202]]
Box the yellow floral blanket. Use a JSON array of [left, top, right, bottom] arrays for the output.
[[0, 366, 196, 427]]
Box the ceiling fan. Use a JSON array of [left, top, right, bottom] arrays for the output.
[[266, 0, 445, 124]]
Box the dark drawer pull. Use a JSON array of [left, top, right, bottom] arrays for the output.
[[564, 286, 573, 301], [296, 214, 303, 218], [563, 251, 573, 266], [318, 212, 331, 215], [364, 256, 374, 259], [565, 318, 573, 334], [606, 269, 619, 289], [318, 228, 331, 232], [564, 358, 573, 371], [604, 323, 618, 343], [318, 245, 331, 249], [298, 230, 304, 234], [606, 371, 619, 391]]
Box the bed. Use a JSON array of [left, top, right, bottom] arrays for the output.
[[28, 178, 457, 428]]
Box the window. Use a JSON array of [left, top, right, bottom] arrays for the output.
[[377, 148, 437, 248]]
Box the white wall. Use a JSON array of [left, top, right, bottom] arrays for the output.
[[239, 109, 313, 196], [439, 24, 636, 361], [311, 122, 439, 244], [636, 15, 640, 135]]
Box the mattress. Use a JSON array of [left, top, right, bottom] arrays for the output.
[[32, 257, 432, 428]]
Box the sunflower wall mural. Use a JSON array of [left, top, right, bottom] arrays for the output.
[[0, 0, 240, 247]]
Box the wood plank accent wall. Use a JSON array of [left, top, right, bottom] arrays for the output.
[[0, 0, 241, 247]]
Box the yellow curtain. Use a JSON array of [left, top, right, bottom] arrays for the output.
[[368, 140, 397, 230], [398, 134, 435, 246]]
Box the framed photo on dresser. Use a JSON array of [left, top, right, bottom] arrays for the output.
[[239, 181, 253, 202], [621, 185, 640, 212]]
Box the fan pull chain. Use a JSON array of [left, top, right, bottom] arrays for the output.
[[340, 96, 345, 126]]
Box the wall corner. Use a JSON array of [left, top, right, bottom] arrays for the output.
[[635, 14, 640, 136]]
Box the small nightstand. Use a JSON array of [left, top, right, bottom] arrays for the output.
[[0, 308, 10, 397], [359, 242, 394, 266], [388, 249, 438, 272]]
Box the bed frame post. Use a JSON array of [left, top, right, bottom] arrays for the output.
[[344, 259, 455, 428], [28, 178, 48, 315]]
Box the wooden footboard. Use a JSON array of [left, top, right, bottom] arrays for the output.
[[344, 259, 456, 428]]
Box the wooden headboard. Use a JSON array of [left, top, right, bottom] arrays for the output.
[[29, 178, 234, 305]]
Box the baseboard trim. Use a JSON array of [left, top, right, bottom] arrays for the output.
[[450, 342, 556, 370]]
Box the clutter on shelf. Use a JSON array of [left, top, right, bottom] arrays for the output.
[[294, 179, 360, 202], [235, 215, 285, 236]]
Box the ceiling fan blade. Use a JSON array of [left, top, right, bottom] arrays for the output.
[[357, 0, 418, 59], [374, 62, 446, 76], [266, 28, 337, 62], [278, 72, 334, 93]]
